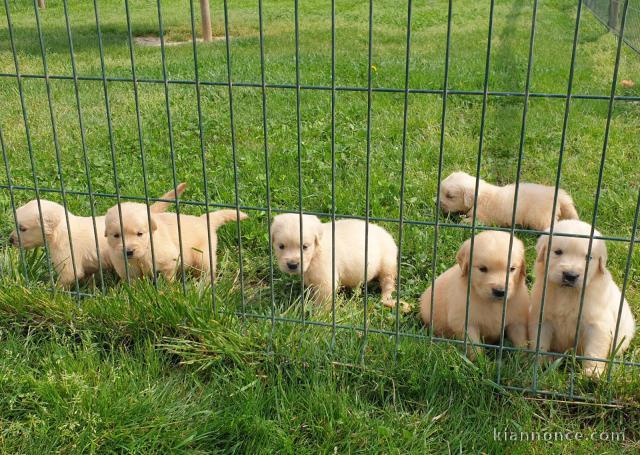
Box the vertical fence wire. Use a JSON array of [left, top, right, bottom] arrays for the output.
[[293, 0, 306, 325], [360, 0, 375, 362], [0, 124, 29, 280], [495, 0, 539, 385], [222, 0, 247, 315], [330, 0, 338, 349], [3, 0, 56, 288], [428, 0, 453, 336], [33, 0, 81, 295], [257, 0, 277, 342], [188, 0, 216, 309], [463, 0, 495, 357], [568, 0, 629, 397], [156, 0, 188, 292], [531, 0, 584, 393], [119, 0, 159, 285], [394, 0, 413, 355], [64, 0, 105, 293]]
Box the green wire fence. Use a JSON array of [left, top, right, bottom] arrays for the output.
[[1, 0, 639, 404]]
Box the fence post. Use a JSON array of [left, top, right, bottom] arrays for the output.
[[200, 0, 212, 41], [609, 0, 619, 31], [38, 0, 45, 9]]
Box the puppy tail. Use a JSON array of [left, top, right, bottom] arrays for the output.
[[558, 194, 579, 220], [150, 182, 187, 213], [202, 209, 249, 230]]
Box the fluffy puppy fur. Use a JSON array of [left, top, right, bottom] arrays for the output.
[[9, 184, 186, 287], [270, 214, 398, 307], [439, 171, 579, 231], [528, 220, 636, 377], [420, 231, 530, 357], [104, 202, 247, 282]]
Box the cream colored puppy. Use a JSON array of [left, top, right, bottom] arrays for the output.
[[528, 220, 636, 377], [439, 171, 579, 231], [420, 231, 530, 357], [270, 214, 398, 307], [9, 184, 186, 287], [104, 202, 247, 282]]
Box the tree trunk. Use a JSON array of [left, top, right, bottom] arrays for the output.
[[200, 0, 212, 42]]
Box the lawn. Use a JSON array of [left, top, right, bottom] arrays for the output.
[[0, 0, 639, 452]]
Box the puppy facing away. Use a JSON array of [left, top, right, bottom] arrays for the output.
[[9, 183, 186, 287], [528, 220, 636, 377], [104, 202, 248, 282], [270, 214, 398, 307], [439, 171, 579, 231], [420, 231, 530, 357]]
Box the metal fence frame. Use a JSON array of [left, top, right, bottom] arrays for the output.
[[1, 0, 639, 404]]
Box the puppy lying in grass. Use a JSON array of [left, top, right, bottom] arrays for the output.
[[528, 220, 636, 377], [439, 171, 579, 231], [270, 213, 398, 308], [104, 201, 247, 282], [420, 230, 530, 358], [9, 184, 186, 287]]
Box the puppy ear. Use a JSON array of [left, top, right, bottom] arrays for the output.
[[598, 248, 608, 274], [150, 215, 158, 232], [462, 186, 475, 209], [536, 234, 549, 263], [456, 239, 471, 275], [42, 210, 62, 236], [519, 256, 527, 280]]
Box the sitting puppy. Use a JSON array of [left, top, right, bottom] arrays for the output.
[[9, 184, 186, 287], [420, 231, 530, 357], [528, 220, 636, 377], [104, 202, 247, 282], [270, 213, 398, 307], [439, 171, 579, 231]]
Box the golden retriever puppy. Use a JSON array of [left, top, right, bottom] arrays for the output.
[[420, 231, 530, 357], [439, 171, 579, 231], [528, 220, 636, 377], [270, 213, 398, 307], [104, 202, 248, 282], [9, 184, 186, 287]]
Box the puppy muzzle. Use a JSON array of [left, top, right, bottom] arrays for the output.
[[286, 261, 299, 272], [8, 234, 17, 247], [561, 271, 580, 287]]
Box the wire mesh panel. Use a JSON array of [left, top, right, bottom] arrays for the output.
[[585, 0, 640, 53], [0, 0, 639, 404]]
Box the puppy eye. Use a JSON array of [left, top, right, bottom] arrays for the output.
[[113, 233, 120, 239], [509, 266, 516, 273], [479, 266, 488, 273], [278, 244, 285, 250], [445, 193, 454, 199], [18, 225, 27, 232], [587, 255, 593, 261], [554, 249, 563, 256], [137, 232, 144, 237], [302, 244, 309, 251]]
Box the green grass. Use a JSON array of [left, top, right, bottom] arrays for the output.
[[1, 0, 640, 451]]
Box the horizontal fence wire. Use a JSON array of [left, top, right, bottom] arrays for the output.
[[0, 0, 638, 403]]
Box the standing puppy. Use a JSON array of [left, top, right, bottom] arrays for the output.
[[529, 220, 636, 377], [104, 202, 247, 282], [8, 184, 186, 287], [270, 214, 398, 307], [439, 171, 579, 231], [420, 231, 530, 357]]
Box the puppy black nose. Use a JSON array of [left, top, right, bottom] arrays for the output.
[[492, 288, 505, 298], [562, 271, 579, 283], [287, 261, 298, 270], [8, 235, 16, 246], [126, 249, 134, 257]]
